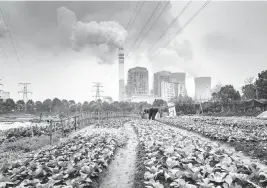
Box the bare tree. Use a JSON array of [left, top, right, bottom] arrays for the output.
[[212, 84, 223, 94], [244, 77, 255, 85]]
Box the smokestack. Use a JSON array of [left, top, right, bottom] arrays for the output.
[[118, 48, 124, 101]]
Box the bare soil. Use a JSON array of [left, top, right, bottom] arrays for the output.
[[99, 123, 139, 188]]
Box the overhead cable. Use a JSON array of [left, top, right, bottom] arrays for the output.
[[126, 1, 162, 57], [131, 1, 171, 55], [149, 0, 211, 63], [147, 0, 193, 55]]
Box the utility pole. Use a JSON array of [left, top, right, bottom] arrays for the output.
[[18, 82, 32, 112], [256, 88, 259, 100], [92, 82, 104, 101]]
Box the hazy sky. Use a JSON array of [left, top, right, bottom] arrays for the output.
[[0, 1, 266, 102]]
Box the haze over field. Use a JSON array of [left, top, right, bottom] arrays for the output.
[[0, 1, 266, 101]]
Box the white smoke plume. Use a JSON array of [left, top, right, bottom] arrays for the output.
[[57, 7, 77, 47], [169, 39, 194, 61], [71, 21, 127, 50], [56, 6, 127, 64]]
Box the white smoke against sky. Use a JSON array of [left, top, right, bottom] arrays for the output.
[[57, 6, 77, 47], [56, 6, 127, 64], [71, 21, 127, 50]]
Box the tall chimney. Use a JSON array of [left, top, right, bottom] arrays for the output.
[[118, 48, 124, 101]]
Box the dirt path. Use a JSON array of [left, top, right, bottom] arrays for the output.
[[100, 122, 138, 188]]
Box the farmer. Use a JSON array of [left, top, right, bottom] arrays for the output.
[[147, 107, 159, 120], [148, 108, 153, 120], [151, 108, 159, 120]]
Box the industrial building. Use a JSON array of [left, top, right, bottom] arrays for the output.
[[126, 67, 149, 97], [124, 94, 163, 104], [153, 71, 187, 98], [194, 77, 212, 101], [161, 81, 175, 101], [0, 91, 10, 101], [118, 48, 124, 102]]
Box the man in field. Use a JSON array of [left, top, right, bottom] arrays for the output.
[[152, 108, 159, 120], [148, 107, 159, 120]]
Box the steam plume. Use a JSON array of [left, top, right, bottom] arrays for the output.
[[71, 21, 127, 51]]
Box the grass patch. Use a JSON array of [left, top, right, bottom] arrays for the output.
[[0, 133, 62, 166], [2, 133, 61, 153]]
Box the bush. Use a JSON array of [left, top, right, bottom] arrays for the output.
[[175, 103, 198, 115]]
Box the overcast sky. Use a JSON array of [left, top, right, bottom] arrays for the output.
[[0, 1, 266, 102]]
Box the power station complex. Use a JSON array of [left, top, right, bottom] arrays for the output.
[[117, 48, 212, 103]]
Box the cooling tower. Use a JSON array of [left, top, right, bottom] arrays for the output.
[[194, 77, 211, 101], [118, 48, 124, 101]]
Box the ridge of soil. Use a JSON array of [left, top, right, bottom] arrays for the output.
[[99, 123, 139, 188]]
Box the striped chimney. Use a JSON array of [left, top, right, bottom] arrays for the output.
[[118, 48, 124, 101]]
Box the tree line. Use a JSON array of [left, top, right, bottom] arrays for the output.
[[172, 70, 267, 114], [0, 98, 154, 116]]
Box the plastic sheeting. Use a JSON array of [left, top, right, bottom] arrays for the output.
[[257, 111, 267, 120]]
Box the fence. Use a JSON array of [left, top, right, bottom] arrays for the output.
[[47, 111, 140, 144]]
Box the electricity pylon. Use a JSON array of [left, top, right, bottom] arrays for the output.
[[18, 82, 32, 111], [92, 82, 104, 101]]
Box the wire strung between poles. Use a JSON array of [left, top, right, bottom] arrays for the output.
[[149, 0, 211, 63]]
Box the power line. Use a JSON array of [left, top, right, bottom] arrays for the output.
[[126, 1, 145, 32], [92, 82, 104, 101], [0, 8, 21, 69], [0, 42, 8, 60], [126, 1, 162, 57], [126, 1, 141, 31], [149, 0, 211, 62], [131, 1, 171, 55], [147, 1, 192, 55]]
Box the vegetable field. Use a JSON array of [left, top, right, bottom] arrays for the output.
[[159, 116, 267, 164], [0, 118, 129, 188], [0, 116, 267, 188], [132, 120, 267, 188]]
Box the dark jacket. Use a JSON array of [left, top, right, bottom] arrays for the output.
[[147, 108, 159, 120]]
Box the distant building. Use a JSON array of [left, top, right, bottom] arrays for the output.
[[126, 67, 149, 97], [177, 83, 186, 97], [194, 77, 211, 101], [161, 81, 175, 102], [124, 94, 163, 104], [0, 91, 10, 101], [3, 92, 10, 100], [153, 71, 186, 97], [0, 91, 10, 100]]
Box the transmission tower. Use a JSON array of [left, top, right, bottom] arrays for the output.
[[92, 82, 104, 101], [18, 82, 32, 103]]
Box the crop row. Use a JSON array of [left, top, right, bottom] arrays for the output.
[[0, 125, 128, 188], [93, 118, 133, 129], [1, 120, 77, 139], [131, 120, 267, 188], [160, 116, 267, 142], [189, 116, 267, 128], [0, 118, 133, 144]]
